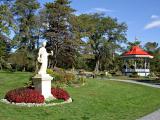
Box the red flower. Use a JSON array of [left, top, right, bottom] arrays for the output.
[[5, 87, 44, 103], [51, 88, 70, 101]]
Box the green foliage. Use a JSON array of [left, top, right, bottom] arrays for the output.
[[0, 3, 14, 35], [12, 0, 40, 50], [128, 40, 141, 47], [0, 0, 129, 73], [129, 72, 139, 78], [44, 0, 77, 68], [8, 47, 36, 71], [144, 42, 160, 74], [46, 69, 54, 75], [144, 42, 158, 52], [47, 69, 63, 81], [115, 71, 123, 76], [63, 72, 75, 84], [77, 13, 127, 72], [76, 76, 86, 85], [47, 69, 75, 83], [0, 39, 6, 57], [106, 72, 112, 78], [148, 72, 157, 78], [0, 2, 13, 71]]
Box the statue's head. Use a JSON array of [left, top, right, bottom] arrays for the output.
[[42, 41, 47, 47]]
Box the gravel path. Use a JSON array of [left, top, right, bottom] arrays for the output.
[[137, 109, 160, 120], [108, 79, 160, 88]]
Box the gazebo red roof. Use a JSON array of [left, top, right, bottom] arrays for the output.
[[122, 45, 153, 58]]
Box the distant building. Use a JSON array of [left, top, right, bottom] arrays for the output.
[[122, 45, 153, 76]]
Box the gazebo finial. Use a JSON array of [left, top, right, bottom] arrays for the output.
[[135, 36, 138, 42]]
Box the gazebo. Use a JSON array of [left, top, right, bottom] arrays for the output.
[[122, 45, 153, 76]]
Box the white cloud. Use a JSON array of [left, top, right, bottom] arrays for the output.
[[74, 8, 114, 16], [74, 11, 81, 16], [144, 20, 160, 29], [93, 8, 114, 13], [151, 15, 159, 19]]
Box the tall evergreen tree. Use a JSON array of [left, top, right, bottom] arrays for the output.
[[12, 0, 40, 50], [44, 0, 76, 68], [0, 0, 14, 70]]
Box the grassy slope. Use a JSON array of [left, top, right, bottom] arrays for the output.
[[0, 72, 160, 120]]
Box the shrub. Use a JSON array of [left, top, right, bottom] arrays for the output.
[[51, 87, 70, 101], [46, 69, 54, 75], [105, 72, 112, 78], [63, 73, 76, 84], [47, 69, 76, 84], [148, 72, 157, 78], [129, 72, 139, 78], [47, 69, 64, 81], [130, 65, 135, 69], [5, 87, 44, 103], [115, 71, 122, 76], [77, 77, 86, 85]]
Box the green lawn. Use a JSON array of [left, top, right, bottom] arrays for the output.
[[1, 72, 160, 120]]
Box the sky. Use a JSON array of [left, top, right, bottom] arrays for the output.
[[39, 0, 160, 46]]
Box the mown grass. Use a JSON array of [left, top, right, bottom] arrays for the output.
[[0, 72, 160, 120]]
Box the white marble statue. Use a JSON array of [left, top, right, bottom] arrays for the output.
[[37, 42, 53, 75]]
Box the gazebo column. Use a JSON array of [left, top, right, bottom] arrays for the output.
[[144, 58, 147, 76], [148, 60, 150, 70], [144, 58, 147, 69], [125, 59, 127, 71], [124, 59, 127, 74], [134, 59, 137, 71]]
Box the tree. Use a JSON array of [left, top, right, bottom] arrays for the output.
[[144, 42, 160, 74], [144, 42, 158, 53], [77, 13, 127, 72], [0, 1, 14, 70], [44, 0, 76, 68], [8, 46, 37, 71], [12, 0, 40, 50], [0, 0, 14, 36]]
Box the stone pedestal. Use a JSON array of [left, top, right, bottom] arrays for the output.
[[32, 74, 54, 99]]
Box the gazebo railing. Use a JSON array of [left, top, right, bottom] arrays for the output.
[[123, 69, 150, 73]]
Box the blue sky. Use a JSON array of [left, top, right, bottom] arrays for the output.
[[39, 0, 160, 46]]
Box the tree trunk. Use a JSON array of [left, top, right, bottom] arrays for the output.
[[52, 60, 57, 69], [0, 64, 2, 70], [23, 66, 26, 72], [71, 66, 75, 72], [36, 38, 39, 49], [94, 59, 100, 73]]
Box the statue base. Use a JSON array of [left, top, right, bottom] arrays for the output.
[[32, 74, 55, 99]]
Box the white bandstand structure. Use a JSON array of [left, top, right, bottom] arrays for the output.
[[122, 45, 153, 76]]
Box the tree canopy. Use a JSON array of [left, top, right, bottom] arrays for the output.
[[0, 0, 159, 75]]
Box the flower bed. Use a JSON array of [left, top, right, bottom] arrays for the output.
[[51, 87, 70, 101], [4, 87, 71, 104], [5, 87, 44, 103]]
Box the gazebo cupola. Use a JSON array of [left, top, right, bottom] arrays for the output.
[[122, 45, 153, 76]]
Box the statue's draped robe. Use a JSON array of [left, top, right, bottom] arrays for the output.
[[38, 47, 49, 75]]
